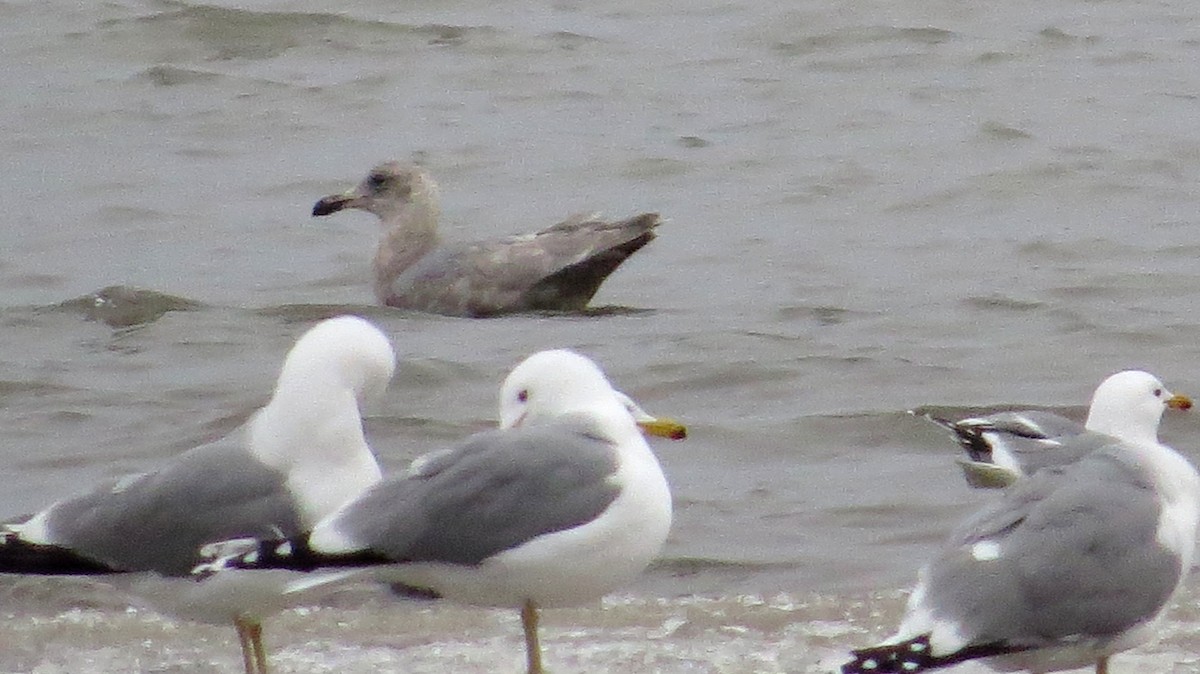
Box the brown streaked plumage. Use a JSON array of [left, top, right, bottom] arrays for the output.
[[313, 162, 662, 317]]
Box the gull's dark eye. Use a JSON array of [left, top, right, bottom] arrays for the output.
[[517, 389, 529, 403], [1154, 388, 1164, 398], [367, 172, 388, 191]]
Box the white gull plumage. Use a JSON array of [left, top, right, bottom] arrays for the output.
[[196, 349, 675, 674], [844, 370, 1199, 674], [0, 315, 395, 674]]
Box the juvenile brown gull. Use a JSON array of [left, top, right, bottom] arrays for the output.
[[0, 316, 395, 674], [195, 349, 675, 674], [313, 162, 663, 317], [843, 371, 1198, 674]]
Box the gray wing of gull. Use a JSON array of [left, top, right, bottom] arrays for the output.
[[30, 434, 304, 576], [977, 411, 1085, 438], [940, 411, 1092, 488], [941, 411, 1085, 459], [1000, 422, 1096, 477], [921, 439, 1181, 646], [386, 213, 659, 315], [320, 417, 621, 565]]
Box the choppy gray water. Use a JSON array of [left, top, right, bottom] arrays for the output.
[[3, 0, 1200, 671]]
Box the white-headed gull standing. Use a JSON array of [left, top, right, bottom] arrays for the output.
[[195, 349, 677, 674], [844, 371, 1199, 674], [0, 315, 395, 674]]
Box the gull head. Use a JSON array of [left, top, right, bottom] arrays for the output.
[[1085, 370, 1191, 446], [275, 315, 396, 408], [498, 349, 628, 432], [312, 162, 440, 224]]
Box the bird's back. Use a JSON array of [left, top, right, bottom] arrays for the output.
[[7, 441, 305, 576], [383, 213, 661, 316]]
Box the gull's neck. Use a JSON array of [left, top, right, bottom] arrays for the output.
[[1085, 408, 1161, 448], [251, 387, 383, 526], [373, 181, 442, 298]]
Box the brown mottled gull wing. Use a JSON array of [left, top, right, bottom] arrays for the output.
[[388, 212, 660, 316]]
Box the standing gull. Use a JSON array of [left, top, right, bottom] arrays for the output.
[[843, 371, 1199, 674], [196, 349, 675, 674], [923, 370, 1191, 488], [0, 315, 395, 674], [312, 162, 663, 317]]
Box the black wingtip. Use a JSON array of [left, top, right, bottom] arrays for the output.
[[842, 635, 1028, 673], [843, 636, 928, 673], [633, 212, 662, 230], [194, 535, 393, 578], [0, 534, 119, 575], [915, 413, 995, 462]]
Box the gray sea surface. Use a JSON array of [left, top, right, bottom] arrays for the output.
[[3, 0, 1200, 671]]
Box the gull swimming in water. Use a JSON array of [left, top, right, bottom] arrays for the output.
[[843, 371, 1198, 674], [195, 349, 676, 674], [313, 162, 663, 317], [0, 316, 395, 674]]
